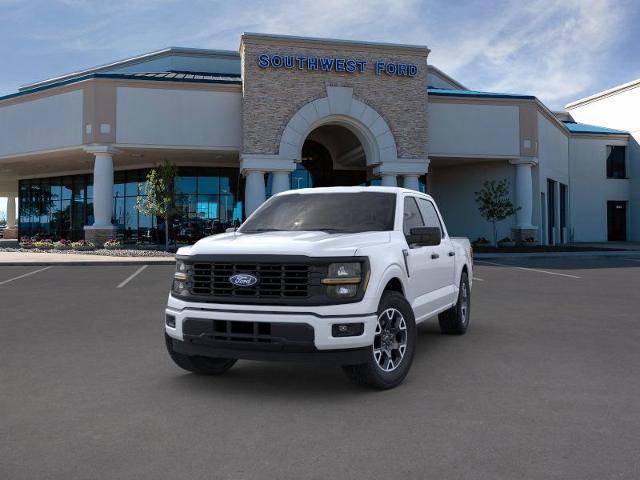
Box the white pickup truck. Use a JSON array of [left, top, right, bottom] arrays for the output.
[[165, 187, 472, 389]]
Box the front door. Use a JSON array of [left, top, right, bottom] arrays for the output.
[[402, 196, 442, 320], [607, 201, 627, 241]]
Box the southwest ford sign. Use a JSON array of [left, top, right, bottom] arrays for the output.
[[257, 54, 418, 77]]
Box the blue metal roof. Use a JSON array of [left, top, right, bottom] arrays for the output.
[[0, 71, 242, 102], [427, 87, 536, 100], [562, 121, 628, 135]]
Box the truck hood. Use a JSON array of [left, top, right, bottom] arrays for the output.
[[182, 231, 392, 257]]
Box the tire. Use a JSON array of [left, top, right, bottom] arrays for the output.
[[342, 291, 416, 389], [165, 333, 237, 375], [438, 271, 470, 335]]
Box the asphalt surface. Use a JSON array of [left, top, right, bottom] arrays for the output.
[[1, 257, 640, 479]]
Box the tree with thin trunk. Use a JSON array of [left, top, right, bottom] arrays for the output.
[[474, 179, 519, 246], [136, 160, 178, 251]]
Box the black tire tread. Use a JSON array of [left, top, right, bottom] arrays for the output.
[[438, 271, 470, 335], [165, 333, 237, 375], [342, 291, 415, 390]]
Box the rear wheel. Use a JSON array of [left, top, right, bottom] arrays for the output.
[[342, 291, 416, 389], [165, 333, 237, 375], [438, 271, 470, 335]]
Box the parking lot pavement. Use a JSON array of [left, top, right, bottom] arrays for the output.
[[1, 258, 640, 480]]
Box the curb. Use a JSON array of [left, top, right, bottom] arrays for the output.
[[0, 259, 176, 266], [475, 251, 640, 260]]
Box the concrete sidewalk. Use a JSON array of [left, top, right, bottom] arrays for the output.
[[475, 250, 640, 260], [0, 251, 175, 266]]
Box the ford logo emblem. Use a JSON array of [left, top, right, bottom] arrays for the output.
[[229, 273, 259, 287]]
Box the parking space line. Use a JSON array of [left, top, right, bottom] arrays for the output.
[[473, 277, 485, 282], [0, 266, 52, 286], [476, 260, 581, 279], [117, 265, 148, 289]]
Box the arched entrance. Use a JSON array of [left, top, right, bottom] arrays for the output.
[[299, 124, 370, 187], [243, 86, 428, 215]]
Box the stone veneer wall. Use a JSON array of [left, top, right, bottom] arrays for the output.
[[240, 36, 429, 160]]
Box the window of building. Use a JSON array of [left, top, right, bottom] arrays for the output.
[[18, 167, 243, 244], [606, 146, 626, 179]]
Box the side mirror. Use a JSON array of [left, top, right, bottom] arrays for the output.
[[407, 226, 441, 247]]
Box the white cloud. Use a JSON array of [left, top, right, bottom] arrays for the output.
[[4, 0, 634, 109], [426, 0, 631, 108]]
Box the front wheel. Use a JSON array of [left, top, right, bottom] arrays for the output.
[[165, 333, 237, 375], [438, 271, 470, 335], [342, 291, 416, 389]]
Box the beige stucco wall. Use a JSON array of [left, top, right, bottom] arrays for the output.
[[240, 35, 429, 160]]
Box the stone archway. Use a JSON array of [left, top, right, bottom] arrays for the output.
[[278, 86, 398, 166]]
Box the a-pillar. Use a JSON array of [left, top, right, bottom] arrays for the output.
[[84, 145, 118, 246], [509, 157, 539, 242]]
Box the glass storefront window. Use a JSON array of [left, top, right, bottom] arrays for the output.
[[18, 166, 242, 244]]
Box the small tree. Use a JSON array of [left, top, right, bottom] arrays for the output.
[[136, 160, 178, 250], [474, 179, 519, 246]]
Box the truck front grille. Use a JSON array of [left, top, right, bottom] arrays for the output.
[[190, 263, 310, 298]]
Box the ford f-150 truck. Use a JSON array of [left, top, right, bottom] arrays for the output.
[[165, 187, 472, 389]]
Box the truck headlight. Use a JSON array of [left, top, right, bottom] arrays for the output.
[[322, 262, 363, 298], [172, 260, 190, 295]]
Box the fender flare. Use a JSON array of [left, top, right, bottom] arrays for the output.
[[372, 263, 409, 301]]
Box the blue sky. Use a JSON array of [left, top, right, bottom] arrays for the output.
[[1, 0, 639, 108], [1, 0, 639, 218]]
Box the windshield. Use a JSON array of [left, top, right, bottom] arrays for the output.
[[239, 192, 397, 234]]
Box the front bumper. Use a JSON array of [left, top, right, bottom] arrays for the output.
[[167, 334, 370, 365], [165, 294, 378, 353]]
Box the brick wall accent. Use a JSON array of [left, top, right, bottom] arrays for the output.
[[240, 35, 429, 160]]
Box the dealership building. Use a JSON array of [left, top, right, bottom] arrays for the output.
[[0, 33, 637, 245]]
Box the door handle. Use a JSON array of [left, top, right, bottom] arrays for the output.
[[448, 251, 455, 256], [431, 253, 439, 260]]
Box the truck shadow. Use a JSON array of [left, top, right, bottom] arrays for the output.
[[164, 321, 453, 398]]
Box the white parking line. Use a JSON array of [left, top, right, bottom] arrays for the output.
[[476, 260, 581, 279], [0, 266, 52, 286], [117, 265, 148, 289], [473, 277, 485, 282]]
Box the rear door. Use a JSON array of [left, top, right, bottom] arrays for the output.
[[415, 197, 457, 309]]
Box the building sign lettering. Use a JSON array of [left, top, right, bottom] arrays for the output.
[[257, 54, 418, 77]]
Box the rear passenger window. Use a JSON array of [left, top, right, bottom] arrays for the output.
[[403, 197, 425, 235], [416, 198, 443, 236]]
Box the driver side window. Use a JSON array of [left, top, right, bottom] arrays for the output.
[[403, 197, 425, 236]]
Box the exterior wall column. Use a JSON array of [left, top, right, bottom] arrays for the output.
[[244, 170, 266, 216], [509, 157, 539, 242], [380, 174, 397, 187], [6, 195, 16, 229], [401, 174, 420, 191], [84, 145, 118, 245], [2, 195, 18, 240], [271, 171, 291, 195], [374, 159, 429, 191], [241, 154, 296, 217]]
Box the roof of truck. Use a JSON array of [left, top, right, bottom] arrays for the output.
[[277, 186, 427, 195]]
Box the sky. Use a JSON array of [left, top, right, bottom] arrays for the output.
[[1, 0, 639, 215]]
